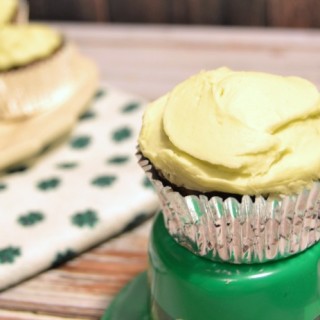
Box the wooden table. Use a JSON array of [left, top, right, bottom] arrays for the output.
[[0, 24, 319, 320]]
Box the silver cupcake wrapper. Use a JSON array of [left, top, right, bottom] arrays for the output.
[[138, 154, 320, 264]]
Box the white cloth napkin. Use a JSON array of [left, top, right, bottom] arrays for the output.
[[0, 85, 158, 290]]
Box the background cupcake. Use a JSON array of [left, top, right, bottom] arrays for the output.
[[138, 67, 320, 263], [0, 23, 98, 171]]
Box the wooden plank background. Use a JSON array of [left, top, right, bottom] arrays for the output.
[[28, 0, 320, 28]]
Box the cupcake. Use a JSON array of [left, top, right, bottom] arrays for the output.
[[0, 0, 28, 24], [138, 67, 320, 263], [0, 24, 98, 170]]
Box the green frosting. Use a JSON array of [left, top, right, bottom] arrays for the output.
[[0, 24, 62, 71], [139, 68, 320, 195]]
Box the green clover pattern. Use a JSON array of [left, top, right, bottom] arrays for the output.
[[112, 127, 132, 142], [70, 135, 91, 149], [0, 247, 21, 264], [18, 211, 44, 226], [51, 249, 77, 268], [0, 87, 158, 292], [72, 209, 99, 228], [107, 155, 130, 164], [143, 176, 153, 189], [94, 88, 106, 99], [121, 102, 140, 113], [37, 177, 61, 191], [79, 110, 96, 121], [91, 175, 117, 187], [56, 162, 78, 169]]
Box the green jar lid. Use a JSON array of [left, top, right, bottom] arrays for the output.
[[149, 213, 320, 320], [102, 272, 151, 320]]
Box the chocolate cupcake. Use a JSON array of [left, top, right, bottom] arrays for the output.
[[138, 67, 320, 263], [0, 24, 98, 170]]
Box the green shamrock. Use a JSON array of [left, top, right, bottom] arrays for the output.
[[107, 155, 130, 165], [70, 135, 91, 149], [6, 165, 28, 174], [123, 212, 149, 232], [94, 88, 106, 99], [79, 110, 96, 121], [51, 249, 77, 268], [37, 177, 61, 191], [0, 246, 21, 264], [143, 176, 153, 189], [18, 211, 44, 226], [40, 143, 52, 155], [91, 175, 117, 187], [56, 162, 78, 169], [0, 183, 6, 191], [121, 102, 141, 113], [112, 127, 132, 142], [72, 209, 99, 228]]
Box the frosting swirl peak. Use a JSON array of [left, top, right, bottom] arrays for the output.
[[0, 24, 61, 71], [139, 68, 320, 195]]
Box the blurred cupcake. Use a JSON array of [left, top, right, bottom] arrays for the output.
[[138, 67, 320, 263], [0, 24, 98, 170], [0, 0, 28, 24]]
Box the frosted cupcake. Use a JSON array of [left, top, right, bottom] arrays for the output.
[[138, 67, 320, 263], [0, 24, 98, 170]]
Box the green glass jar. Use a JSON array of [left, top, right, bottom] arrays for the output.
[[149, 213, 320, 320]]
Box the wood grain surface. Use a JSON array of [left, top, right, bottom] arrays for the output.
[[28, 0, 320, 28], [0, 24, 319, 320]]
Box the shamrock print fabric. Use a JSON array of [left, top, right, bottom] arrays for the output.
[[0, 86, 158, 290]]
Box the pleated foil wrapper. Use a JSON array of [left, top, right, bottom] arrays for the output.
[[138, 153, 320, 264]]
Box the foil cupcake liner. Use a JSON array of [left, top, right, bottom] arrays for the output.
[[138, 153, 320, 264]]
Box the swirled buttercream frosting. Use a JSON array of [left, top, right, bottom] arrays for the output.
[[139, 68, 320, 195], [0, 24, 61, 71]]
